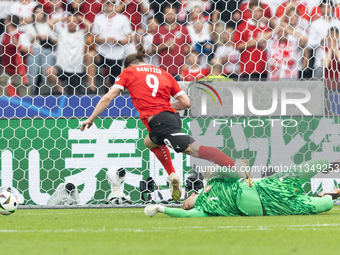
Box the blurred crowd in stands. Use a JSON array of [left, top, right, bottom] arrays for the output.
[[0, 0, 340, 96]]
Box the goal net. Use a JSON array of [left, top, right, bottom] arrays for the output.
[[0, 0, 339, 207]]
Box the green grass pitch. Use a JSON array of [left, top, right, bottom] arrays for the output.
[[1, 206, 340, 255]]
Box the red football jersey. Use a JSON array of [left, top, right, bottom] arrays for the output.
[[234, 20, 270, 75], [1, 31, 23, 76], [275, 2, 310, 21], [182, 68, 210, 81], [153, 25, 191, 75], [113, 65, 184, 130], [121, 0, 144, 30], [310, 6, 322, 22]]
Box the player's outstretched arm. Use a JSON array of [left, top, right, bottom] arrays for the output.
[[164, 207, 208, 217], [144, 205, 208, 218], [81, 87, 122, 131]]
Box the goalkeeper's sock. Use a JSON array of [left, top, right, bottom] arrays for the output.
[[198, 145, 235, 168], [150, 145, 175, 175]]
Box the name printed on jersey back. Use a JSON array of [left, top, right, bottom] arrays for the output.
[[136, 66, 162, 74]]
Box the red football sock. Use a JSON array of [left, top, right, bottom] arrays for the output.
[[150, 145, 176, 175], [198, 145, 235, 168]]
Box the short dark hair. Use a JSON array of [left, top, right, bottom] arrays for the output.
[[33, 4, 44, 13], [329, 26, 339, 34], [32, 5, 47, 21], [320, 0, 334, 7], [7, 15, 20, 27], [163, 4, 179, 14]]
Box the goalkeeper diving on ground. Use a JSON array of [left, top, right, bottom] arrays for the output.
[[145, 158, 340, 217]]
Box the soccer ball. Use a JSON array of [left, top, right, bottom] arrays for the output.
[[0, 190, 18, 215]]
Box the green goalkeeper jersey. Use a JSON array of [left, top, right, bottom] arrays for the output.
[[166, 158, 329, 217], [194, 178, 247, 216], [194, 178, 318, 216]]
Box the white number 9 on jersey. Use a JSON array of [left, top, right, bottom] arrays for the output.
[[146, 74, 159, 97]]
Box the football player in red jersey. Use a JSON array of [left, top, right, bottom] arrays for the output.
[[81, 45, 253, 201]]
